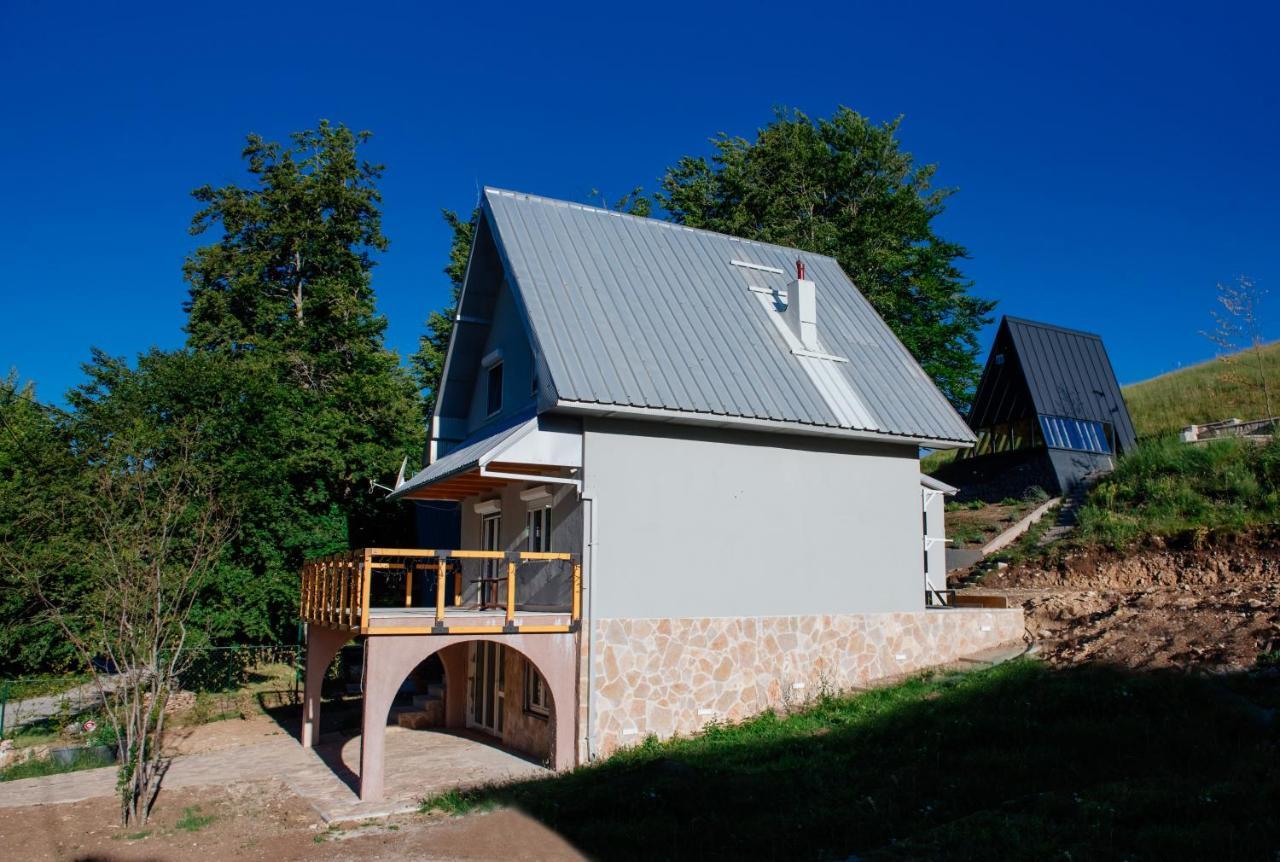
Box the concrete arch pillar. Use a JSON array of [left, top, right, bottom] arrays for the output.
[[301, 625, 353, 748], [358, 633, 578, 801]]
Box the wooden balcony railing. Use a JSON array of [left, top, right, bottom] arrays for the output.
[[299, 549, 581, 635]]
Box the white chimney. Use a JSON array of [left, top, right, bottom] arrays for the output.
[[784, 259, 818, 350]]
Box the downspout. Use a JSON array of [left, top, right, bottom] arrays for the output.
[[580, 429, 599, 762]]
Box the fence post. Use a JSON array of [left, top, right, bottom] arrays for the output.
[[360, 549, 373, 632], [0, 679, 8, 739], [435, 558, 446, 624]]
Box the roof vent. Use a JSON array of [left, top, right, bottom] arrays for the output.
[[784, 259, 818, 351]]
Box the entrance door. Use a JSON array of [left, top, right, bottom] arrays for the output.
[[480, 512, 501, 606], [469, 642, 505, 735]]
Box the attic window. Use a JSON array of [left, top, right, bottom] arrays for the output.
[[486, 362, 504, 416]]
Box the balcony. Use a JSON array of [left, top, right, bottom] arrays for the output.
[[300, 549, 581, 636]]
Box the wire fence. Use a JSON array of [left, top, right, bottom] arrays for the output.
[[1, 644, 304, 739]]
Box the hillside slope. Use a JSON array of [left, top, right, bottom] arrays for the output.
[[1123, 341, 1280, 437]]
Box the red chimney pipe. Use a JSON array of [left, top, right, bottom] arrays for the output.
[[796, 259, 805, 280]]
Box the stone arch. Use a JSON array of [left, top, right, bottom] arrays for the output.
[[358, 633, 577, 801], [301, 625, 354, 748]]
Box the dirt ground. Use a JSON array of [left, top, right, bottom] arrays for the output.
[[163, 711, 292, 757], [961, 531, 1280, 670], [0, 779, 585, 862], [945, 499, 1037, 548]]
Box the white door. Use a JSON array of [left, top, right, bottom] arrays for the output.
[[469, 642, 505, 735]]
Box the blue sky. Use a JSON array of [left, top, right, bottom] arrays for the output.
[[2, 1, 1277, 403]]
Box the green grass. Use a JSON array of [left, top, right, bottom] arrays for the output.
[[0, 747, 114, 781], [175, 805, 216, 832], [419, 660, 1279, 861], [1122, 341, 1280, 438], [1072, 434, 1280, 548], [920, 448, 958, 475]]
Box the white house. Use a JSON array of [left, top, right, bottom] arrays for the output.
[[298, 188, 1023, 801]]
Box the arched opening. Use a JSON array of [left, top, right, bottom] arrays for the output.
[[353, 633, 575, 801], [299, 627, 354, 749], [456, 640, 557, 766], [375, 640, 558, 766]]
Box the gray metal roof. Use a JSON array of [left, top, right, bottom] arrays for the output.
[[390, 409, 535, 500], [483, 189, 975, 445], [968, 316, 1137, 452]]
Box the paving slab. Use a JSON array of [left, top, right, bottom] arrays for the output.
[[0, 726, 549, 823]]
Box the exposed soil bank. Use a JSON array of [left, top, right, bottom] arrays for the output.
[[961, 530, 1280, 671]]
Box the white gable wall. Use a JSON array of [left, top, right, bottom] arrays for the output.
[[582, 418, 923, 619], [465, 279, 537, 434]]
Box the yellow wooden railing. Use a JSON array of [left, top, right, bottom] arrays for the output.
[[299, 549, 581, 635]]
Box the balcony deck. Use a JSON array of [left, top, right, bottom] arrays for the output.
[[300, 549, 581, 637]]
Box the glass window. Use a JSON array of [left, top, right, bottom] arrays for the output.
[[526, 505, 552, 553], [486, 362, 503, 416], [524, 660, 550, 716], [1037, 415, 1112, 454]]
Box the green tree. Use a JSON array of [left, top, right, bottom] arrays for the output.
[[658, 107, 992, 405], [177, 121, 421, 640], [0, 374, 87, 675]]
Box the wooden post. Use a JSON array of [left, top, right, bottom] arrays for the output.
[[321, 558, 330, 626], [404, 562, 413, 607], [572, 561, 582, 622], [435, 558, 446, 623], [360, 549, 373, 632], [505, 560, 517, 624], [339, 557, 350, 629], [454, 568, 462, 607]]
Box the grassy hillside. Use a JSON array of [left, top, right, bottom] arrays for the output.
[[1074, 435, 1280, 548], [1123, 341, 1280, 438]]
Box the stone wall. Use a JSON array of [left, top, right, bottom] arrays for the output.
[[501, 647, 553, 764], [589, 609, 1024, 756]]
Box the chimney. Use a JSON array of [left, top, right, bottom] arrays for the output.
[[784, 259, 818, 350]]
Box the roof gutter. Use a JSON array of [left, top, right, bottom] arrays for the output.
[[552, 400, 975, 450]]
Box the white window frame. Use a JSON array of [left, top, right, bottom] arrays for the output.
[[523, 659, 550, 717]]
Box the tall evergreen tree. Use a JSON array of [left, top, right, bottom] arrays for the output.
[[178, 121, 421, 639]]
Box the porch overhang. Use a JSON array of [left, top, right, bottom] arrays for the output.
[[389, 413, 582, 502]]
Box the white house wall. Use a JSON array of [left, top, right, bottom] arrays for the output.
[[582, 418, 923, 619], [458, 480, 584, 607], [923, 488, 948, 588]]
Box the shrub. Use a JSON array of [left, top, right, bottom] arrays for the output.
[[1074, 435, 1280, 548]]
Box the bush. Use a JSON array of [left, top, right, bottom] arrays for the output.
[[1074, 435, 1280, 548]]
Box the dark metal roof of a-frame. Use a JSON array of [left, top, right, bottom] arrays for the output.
[[968, 316, 1137, 453]]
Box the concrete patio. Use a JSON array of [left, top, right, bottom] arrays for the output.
[[0, 725, 549, 823]]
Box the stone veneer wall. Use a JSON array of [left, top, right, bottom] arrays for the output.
[[500, 647, 553, 764], [590, 609, 1024, 756]]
